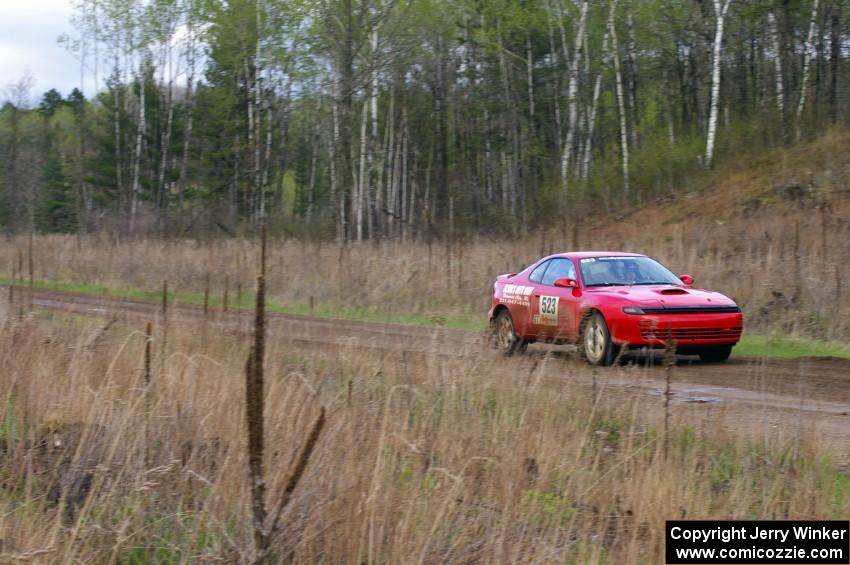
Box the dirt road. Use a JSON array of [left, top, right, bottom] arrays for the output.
[[13, 285, 850, 463]]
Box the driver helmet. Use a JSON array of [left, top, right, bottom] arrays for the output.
[[623, 260, 641, 283]]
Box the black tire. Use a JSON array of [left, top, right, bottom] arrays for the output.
[[698, 345, 732, 363], [491, 309, 527, 356], [580, 312, 620, 366]]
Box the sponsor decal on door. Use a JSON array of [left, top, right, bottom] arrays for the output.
[[533, 295, 559, 326], [499, 284, 534, 306]]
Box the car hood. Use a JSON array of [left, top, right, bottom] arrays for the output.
[[585, 285, 738, 308]]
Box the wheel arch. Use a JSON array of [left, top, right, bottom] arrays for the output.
[[581, 305, 627, 345], [580, 306, 604, 325], [491, 303, 511, 324]]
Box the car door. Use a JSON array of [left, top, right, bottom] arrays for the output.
[[532, 258, 580, 340], [523, 259, 551, 338]]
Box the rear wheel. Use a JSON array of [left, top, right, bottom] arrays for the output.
[[491, 309, 527, 356], [581, 312, 620, 366], [698, 345, 732, 363]]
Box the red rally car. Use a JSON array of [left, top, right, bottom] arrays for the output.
[[488, 252, 743, 365]]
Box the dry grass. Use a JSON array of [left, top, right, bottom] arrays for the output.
[[3, 184, 849, 340], [0, 300, 847, 563]]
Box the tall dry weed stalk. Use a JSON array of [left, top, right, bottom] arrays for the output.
[[144, 321, 152, 389], [246, 270, 269, 559], [223, 275, 230, 312], [663, 334, 677, 457], [27, 233, 33, 289], [245, 228, 325, 563], [7, 283, 13, 321], [16, 249, 24, 318], [268, 406, 325, 544], [203, 273, 210, 317], [161, 280, 168, 373], [143, 320, 152, 465]]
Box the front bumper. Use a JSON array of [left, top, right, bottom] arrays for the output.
[[608, 312, 743, 348]]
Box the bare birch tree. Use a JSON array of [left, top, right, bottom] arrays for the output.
[[795, 0, 821, 140], [558, 0, 588, 210], [609, 0, 630, 196], [130, 57, 146, 236], [767, 12, 785, 122], [581, 28, 609, 180], [177, 0, 199, 211], [704, 0, 732, 168]]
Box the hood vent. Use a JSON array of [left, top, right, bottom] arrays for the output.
[[658, 288, 689, 295]]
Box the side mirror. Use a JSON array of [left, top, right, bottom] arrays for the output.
[[554, 277, 578, 288], [679, 274, 695, 285]]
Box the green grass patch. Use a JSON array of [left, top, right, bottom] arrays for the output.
[[735, 334, 850, 361], [0, 277, 484, 332], [275, 301, 483, 331]]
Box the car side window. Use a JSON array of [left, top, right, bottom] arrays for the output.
[[541, 258, 576, 286], [529, 261, 550, 284]]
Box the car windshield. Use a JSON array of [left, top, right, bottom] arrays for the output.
[[578, 256, 682, 287]]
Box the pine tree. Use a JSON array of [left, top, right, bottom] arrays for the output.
[[67, 88, 86, 118], [36, 148, 78, 233], [38, 89, 65, 118]]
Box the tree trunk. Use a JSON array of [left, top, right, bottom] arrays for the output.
[[795, 0, 820, 140], [368, 27, 380, 240], [356, 100, 368, 242], [130, 65, 146, 236], [253, 3, 263, 223], [435, 37, 449, 228], [705, 0, 732, 168], [330, 95, 340, 242], [582, 29, 610, 180], [260, 101, 272, 221], [626, 9, 639, 147], [559, 0, 588, 210], [545, 5, 563, 150], [609, 0, 630, 197], [767, 12, 786, 137], [178, 17, 196, 213], [337, 0, 355, 242], [401, 107, 409, 241], [307, 119, 318, 223], [828, 0, 841, 121], [112, 67, 124, 233], [157, 44, 175, 233], [385, 88, 396, 238]]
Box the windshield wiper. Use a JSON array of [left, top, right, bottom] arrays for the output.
[[631, 281, 676, 285], [585, 282, 623, 287]]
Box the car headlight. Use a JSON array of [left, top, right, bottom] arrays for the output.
[[622, 306, 645, 314]]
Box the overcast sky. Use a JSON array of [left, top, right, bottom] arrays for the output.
[[0, 0, 81, 106]]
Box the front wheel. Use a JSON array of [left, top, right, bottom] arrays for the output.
[[698, 345, 732, 363], [580, 312, 620, 366], [491, 309, 527, 356]]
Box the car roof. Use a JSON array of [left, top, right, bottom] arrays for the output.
[[542, 251, 646, 260]]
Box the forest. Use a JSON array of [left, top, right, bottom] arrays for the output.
[[0, 0, 846, 241]]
